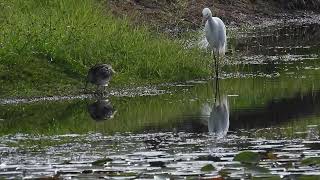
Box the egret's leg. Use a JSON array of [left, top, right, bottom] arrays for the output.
[[216, 55, 219, 79], [214, 75, 218, 104], [212, 52, 216, 79], [217, 76, 221, 101], [215, 54, 222, 102], [213, 53, 219, 104]]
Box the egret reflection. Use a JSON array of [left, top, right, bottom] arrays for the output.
[[202, 79, 229, 137], [87, 99, 116, 121]]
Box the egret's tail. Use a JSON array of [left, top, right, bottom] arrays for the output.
[[218, 44, 226, 56]]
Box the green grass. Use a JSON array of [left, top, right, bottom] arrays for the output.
[[0, 0, 210, 98]]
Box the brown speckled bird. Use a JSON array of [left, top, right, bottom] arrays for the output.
[[85, 64, 115, 95]]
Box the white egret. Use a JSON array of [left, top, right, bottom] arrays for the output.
[[202, 7, 227, 78]]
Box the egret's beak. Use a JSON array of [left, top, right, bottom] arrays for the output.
[[111, 68, 116, 74], [202, 17, 206, 25]]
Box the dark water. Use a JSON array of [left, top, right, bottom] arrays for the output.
[[1, 23, 320, 179]]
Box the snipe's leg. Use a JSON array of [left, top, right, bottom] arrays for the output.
[[84, 80, 89, 93]]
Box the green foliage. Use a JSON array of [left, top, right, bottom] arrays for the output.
[[200, 164, 216, 172], [0, 0, 210, 98], [234, 151, 261, 165]]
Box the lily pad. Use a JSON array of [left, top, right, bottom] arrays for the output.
[[201, 164, 215, 172], [264, 152, 277, 160], [252, 175, 281, 180], [218, 169, 231, 177], [234, 151, 260, 165], [246, 165, 270, 173], [301, 157, 320, 166], [92, 158, 113, 166], [298, 175, 320, 180]]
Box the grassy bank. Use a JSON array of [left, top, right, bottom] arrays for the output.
[[0, 0, 210, 98]]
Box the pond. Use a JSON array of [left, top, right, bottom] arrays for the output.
[[0, 23, 320, 179]]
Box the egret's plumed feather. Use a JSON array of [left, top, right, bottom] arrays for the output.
[[202, 8, 227, 56]]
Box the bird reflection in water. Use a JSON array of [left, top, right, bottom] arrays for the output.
[[87, 99, 116, 121], [202, 78, 229, 138]]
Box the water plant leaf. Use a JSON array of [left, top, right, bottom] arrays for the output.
[[246, 165, 270, 173], [301, 157, 320, 166], [265, 152, 277, 160], [252, 175, 281, 180], [92, 158, 112, 166], [298, 175, 320, 180], [218, 169, 231, 177], [201, 164, 216, 172], [234, 151, 260, 164]]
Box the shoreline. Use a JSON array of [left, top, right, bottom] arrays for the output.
[[106, 0, 320, 36]]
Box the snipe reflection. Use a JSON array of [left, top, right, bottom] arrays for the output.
[[202, 78, 229, 137], [87, 99, 116, 121]]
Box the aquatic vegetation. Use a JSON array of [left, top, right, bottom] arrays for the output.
[[301, 157, 320, 166], [92, 158, 113, 166], [234, 151, 261, 165], [200, 164, 216, 171], [298, 175, 320, 180], [0, 132, 319, 179], [252, 176, 281, 180]]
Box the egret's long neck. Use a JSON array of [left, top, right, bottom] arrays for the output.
[[207, 17, 215, 29]]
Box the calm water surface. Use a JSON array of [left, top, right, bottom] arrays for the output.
[[0, 23, 320, 179]]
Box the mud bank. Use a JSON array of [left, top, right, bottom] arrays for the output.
[[105, 0, 320, 36]]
